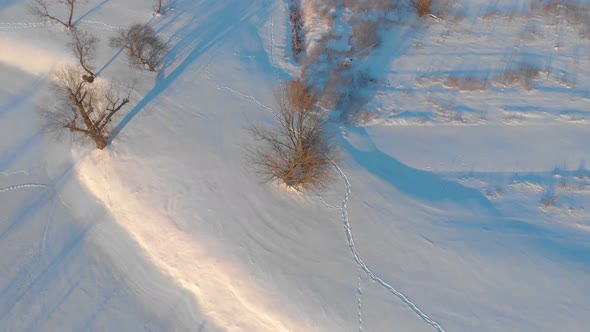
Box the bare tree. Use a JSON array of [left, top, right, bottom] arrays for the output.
[[42, 65, 133, 149], [110, 24, 167, 72], [68, 29, 98, 82], [28, 0, 81, 30], [247, 80, 337, 191]]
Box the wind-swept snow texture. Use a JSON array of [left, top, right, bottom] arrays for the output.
[[1, 0, 590, 331]]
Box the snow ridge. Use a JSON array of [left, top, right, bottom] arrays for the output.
[[331, 160, 446, 332]]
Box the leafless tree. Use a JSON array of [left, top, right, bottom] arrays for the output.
[[247, 80, 337, 191], [68, 29, 98, 82], [110, 24, 167, 71], [28, 0, 81, 30], [41, 65, 133, 149]]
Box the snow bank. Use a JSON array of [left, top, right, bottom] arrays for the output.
[[0, 36, 66, 75], [76, 151, 309, 332]]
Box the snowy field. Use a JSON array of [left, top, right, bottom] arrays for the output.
[[1, 0, 590, 331]]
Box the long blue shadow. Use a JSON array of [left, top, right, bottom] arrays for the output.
[[341, 126, 497, 214], [444, 216, 590, 269], [96, 47, 123, 77], [73, 0, 110, 26], [341, 127, 590, 269], [0, 76, 47, 118], [0, 130, 44, 171], [0, 225, 90, 320], [110, 2, 260, 143], [0, 0, 18, 11], [0, 151, 80, 242]]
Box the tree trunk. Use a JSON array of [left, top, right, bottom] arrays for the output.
[[93, 135, 107, 149], [67, 1, 75, 28]]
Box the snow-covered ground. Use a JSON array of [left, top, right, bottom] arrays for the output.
[[1, 0, 590, 331]]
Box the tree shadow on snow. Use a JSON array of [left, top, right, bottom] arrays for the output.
[[0, 0, 18, 12], [73, 0, 110, 26], [342, 126, 590, 269], [341, 125, 498, 214], [110, 0, 265, 144]]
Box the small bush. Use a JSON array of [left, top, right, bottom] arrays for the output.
[[444, 77, 488, 91], [499, 64, 540, 90], [540, 194, 558, 209], [110, 24, 167, 71]]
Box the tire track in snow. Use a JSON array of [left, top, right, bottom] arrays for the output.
[[330, 160, 446, 332]]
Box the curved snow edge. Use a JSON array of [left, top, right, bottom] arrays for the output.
[[74, 150, 309, 332]]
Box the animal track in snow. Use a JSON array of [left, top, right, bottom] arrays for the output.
[[328, 159, 446, 332], [0, 183, 50, 193]]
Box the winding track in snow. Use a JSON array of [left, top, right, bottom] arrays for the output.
[[331, 160, 446, 332]]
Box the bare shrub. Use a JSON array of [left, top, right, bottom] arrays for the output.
[[68, 29, 98, 82], [41, 65, 133, 149], [286, 79, 315, 111], [498, 64, 540, 90], [411, 0, 433, 17], [443, 77, 488, 91], [28, 0, 81, 30], [110, 24, 167, 71], [247, 83, 337, 191], [540, 194, 558, 209]]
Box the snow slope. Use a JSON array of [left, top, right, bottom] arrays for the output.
[[1, 0, 590, 331]]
